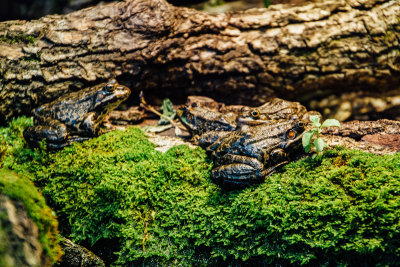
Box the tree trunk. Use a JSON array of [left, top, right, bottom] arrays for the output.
[[0, 0, 399, 121]]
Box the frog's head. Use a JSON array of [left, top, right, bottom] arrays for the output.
[[266, 119, 306, 168], [236, 98, 309, 127], [236, 106, 271, 126], [94, 79, 131, 111], [177, 103, 236, 135]]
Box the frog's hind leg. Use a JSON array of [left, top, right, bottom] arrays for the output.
[[211, 154, 265, 189], [23, 120, 68, 148], [211, 163, 263, 189], [262, 161, 289, 178], [46, 136, 91, 150]]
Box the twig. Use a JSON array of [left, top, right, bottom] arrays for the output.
[[139, 91, 186, 132]]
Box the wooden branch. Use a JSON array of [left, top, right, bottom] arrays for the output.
[[0, 0, 399, 121]]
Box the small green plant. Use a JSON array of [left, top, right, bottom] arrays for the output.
[[302, 115, 341, 155]]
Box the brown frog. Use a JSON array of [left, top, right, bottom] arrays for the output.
[[236, 97, 310, 126], [208, 119, 305, 189], [177, 102, 238, 147], [23, 79, 131, 150], [178, 97, 314, 189], [178, 97, 312, 147]]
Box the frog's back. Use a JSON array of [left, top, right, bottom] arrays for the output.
[[33, 87, 97, 125]]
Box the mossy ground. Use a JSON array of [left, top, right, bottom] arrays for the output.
[[1, 117, 400, 266], [0, 169, 62, 265]]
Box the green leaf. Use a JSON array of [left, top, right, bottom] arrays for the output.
[[314, 138, 325, 152], [158, 98, 176, 125], [322, 119, 341, 128], [304, 144, 312, 153], [309, 115, 320, 124], [302, 131, 314, 148]]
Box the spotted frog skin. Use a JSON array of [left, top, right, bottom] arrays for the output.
[[208, 119, 305, 189], [236, 97, 310, 126], [178, 97, 314, 189], [177, 102, 238, 147], [23, 79, 131, 150], [178, 97, 313, 147]]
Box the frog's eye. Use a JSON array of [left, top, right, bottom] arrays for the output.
[[191, 102, 199, 108], [286, 129, 296, 139], [105, 79, 117, 90], [250, 109, 260, 119], [105, 83, 114, 91], [186, 113, 193, 121], [294, 121, 305, 131]]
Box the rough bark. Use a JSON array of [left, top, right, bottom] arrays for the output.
[[0, 0, 399, 121], [321, 119, 400, 154]]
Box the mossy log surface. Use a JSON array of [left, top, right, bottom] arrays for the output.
[[0, 0, 399, 121], [0, 169, 61, 266]]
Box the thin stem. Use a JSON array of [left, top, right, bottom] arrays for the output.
[[139, 91, 186, 131]]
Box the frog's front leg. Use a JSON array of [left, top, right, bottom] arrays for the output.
[[23, 119, 68, 148], [80, 112, 102, 136], [211, 154, 265, 189], [196, 130, 231, 150]]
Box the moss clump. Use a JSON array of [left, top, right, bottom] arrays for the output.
[[1, 117, 400, 266], [0, 169, 62, 265], [21, 53, 42, 63], [0, 34, 36, 45]]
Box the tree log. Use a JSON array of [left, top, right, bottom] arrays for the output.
[[321, 119, 400, 154], [0, 0, 399, 121]]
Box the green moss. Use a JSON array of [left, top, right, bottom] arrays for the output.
[[0, 34, 36, 45], [0, 169, 62, 265], [1, 117, 400, 266], [21, 52, 42, 63], [0, 116, 34, 172]]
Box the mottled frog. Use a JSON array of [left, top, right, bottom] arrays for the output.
[[179, 97, 312, 147], [177, 102, 238, 147], [178, 97, 314, 189], [209, 119, 305, 189], [23, 79, 131, 150]]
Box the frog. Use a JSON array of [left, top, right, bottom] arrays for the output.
[[208, 118, 306, 189], [236, 97, 310, 126], [178, 97, 314, 148], [23, 79, 131, 150], [177, 101, 242, 148], [177, 96, 315, 189]]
